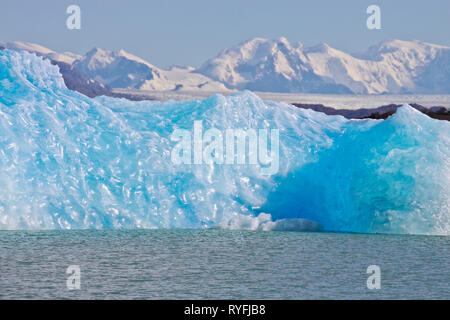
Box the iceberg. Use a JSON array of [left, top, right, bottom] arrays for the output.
[[0, 49, 449, 234]]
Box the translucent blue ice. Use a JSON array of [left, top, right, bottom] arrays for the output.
[[0, 50, 449, 234]]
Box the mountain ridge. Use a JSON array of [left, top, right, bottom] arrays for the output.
[[1, 38, 450, 94], [198, 37, 450, 94]]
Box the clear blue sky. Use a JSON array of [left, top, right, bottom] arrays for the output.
[[1, 0, 449, 68]]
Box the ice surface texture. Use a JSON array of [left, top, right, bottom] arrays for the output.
[[0, 50, 449, 234]]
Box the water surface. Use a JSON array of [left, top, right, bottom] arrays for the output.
[[0, 230, 448, 299]]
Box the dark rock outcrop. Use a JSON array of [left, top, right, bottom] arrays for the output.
[[54, 62, 155, 100], [292, 103, 450, 121], [50, 60, 112, 98]]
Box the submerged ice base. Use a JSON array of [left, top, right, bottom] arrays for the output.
[[0, 50, 449, 234]]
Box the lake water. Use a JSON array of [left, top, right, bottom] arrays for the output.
[[0, 230, 448, 299]]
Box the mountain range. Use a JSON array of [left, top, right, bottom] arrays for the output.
[[1, 38, 450, 95]]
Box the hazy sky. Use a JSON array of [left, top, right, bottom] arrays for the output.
[[1, 0, 449, 68]]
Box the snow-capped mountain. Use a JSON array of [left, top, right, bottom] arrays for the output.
[[197, 38, 450, 94], [196, 37, 350, 93], [73, 47, 164, 89], [2, 39, 450, 94], [73, 48, 228, 92]]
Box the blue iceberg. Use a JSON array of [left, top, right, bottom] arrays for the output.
[[0, 50, 449, 234]]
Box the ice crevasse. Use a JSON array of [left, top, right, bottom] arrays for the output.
[[0, 49, 449, 235]]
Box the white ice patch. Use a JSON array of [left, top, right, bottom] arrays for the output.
[[217, 213, 323, 232]]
